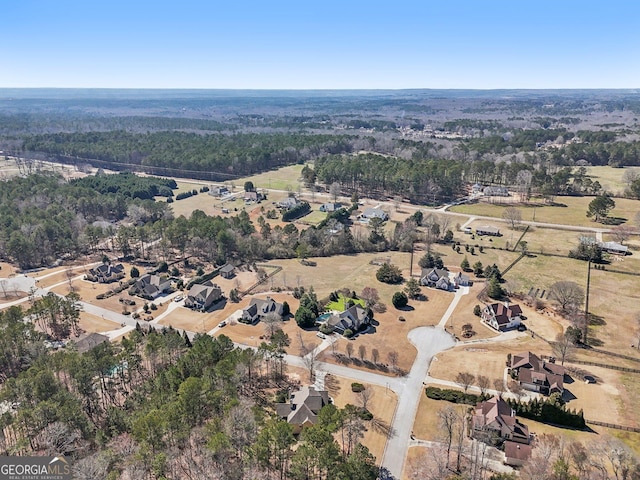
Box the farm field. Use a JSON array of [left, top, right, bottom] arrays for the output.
[[234, 164, 306, 192], [449, 196, 640, 228], [586, 165, 640, 195]]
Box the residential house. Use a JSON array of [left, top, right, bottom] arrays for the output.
[[326, 304, 370, 334], [184, 281, 223, 311], [471, 395, 532, 465], [278, 196, 300, 210], [241, 296, 284, 324], [219, 264, 235, 279], [454, 271, 471, 288], [483, 186, 510, 197], [476, 225, 501, 236], [599, 241, 628, 255], [276, 386, 331, 434], [74, 333, 109, 353], [420, 268, 452, 291], [209, 185, 229, 197], [482, 302, 522, 331], [86, 263, 125, 283], [133, 274, 171, 299], [359, 207, 388, 222], [510, 351, 565, 395], [319, 202, 341, 212], [244, 190, 265, 202]]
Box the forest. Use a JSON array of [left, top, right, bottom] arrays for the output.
[[0, 306, 379, 479]]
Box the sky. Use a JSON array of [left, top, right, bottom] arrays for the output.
[[1, 0, 639, 89]]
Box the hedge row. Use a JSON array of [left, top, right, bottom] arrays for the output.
[[506, 397, 586, 429], [282, 202, 311, 221], [425, 387, 486, 405]]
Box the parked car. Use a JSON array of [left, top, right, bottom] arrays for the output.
[[174, 295, 183, 302], [316, 332, 326, 339], [218, 320, 227, 328]]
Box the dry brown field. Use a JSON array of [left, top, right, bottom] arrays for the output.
[[78, 312, 122, 333], [325, 374, 397, 466]]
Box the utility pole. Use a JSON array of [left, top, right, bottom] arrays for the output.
[[584, 259, 591, 345], [409, 241, 415, 278]]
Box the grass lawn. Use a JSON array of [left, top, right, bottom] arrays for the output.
[[450, 196, 640, 228], [586, 166, 640, 195], [326, 293, 365, 311], [234, 164, 306, 192]]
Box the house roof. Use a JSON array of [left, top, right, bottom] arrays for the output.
[[276, 386, 330, 426], [486, 303, 522, 325], [74, 333, 109, 353], [421, 268, 449, 280], [326, 305, 368, 331], [513, 351, 565, 392], [220, 264, 235, 274], [504, 441, 532, 462], [476, 225, 500, 234], [473, 396, 530, 444], [599, 241, 628, 253], [244, 296, 284, 318], [187, 282, 221, 305], [362, 208, 387, 219]]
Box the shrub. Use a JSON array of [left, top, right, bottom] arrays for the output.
[[376, 263, 403, 284], [130, 266, 140, 278], [425, 387, 483, 405], [392, 291, 408, 309], [282, 201, 311, 221], [473, 305, 482, 317], [351, 383, 365, 393], [343, 329, 354, 338]]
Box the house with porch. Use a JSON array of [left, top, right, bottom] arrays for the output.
[[453, 271, 471, 288], [359, 207, 388, 222], [241, 296, 284, 324], [276, 386, 331, 434], [482, 302, 522, 331], [86, 263, 125, 283], [420, 268, 452, 291], [325, 305, 370, 334], [476, 225, 501, 236], [185, 281, 223, 311], [510, 351, 565, 395], [471, 395, 532, 466], [132, 274, 171, 299]]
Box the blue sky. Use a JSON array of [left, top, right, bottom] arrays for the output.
[[1, 0, 639, 89]]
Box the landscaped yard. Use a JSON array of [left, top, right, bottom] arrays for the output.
[[326, 293, 365, 311]]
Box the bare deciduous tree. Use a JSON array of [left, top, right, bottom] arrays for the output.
[[371, 348, 379, 364], [345, 342, 354, 359], [493, 378, 505, 396], [548, 281, 585, 312], [455, 371, 475, 393], [387, 350, 399, 370], [552, 331, 575, 366], [477, 375, 490, 396], [358, 344, 366, 361], [330, 182, 341, 202], [360, 287, 380, 309], [502, 206, 522, 229], [611, 224, 634, 244], [357, 388, 374, 410], [262, 312, 283, 339]]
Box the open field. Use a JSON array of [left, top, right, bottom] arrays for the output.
[[586, 165, 640, 195], [450, 196, 640, 228], [326, 374, 398, 465], [78, 312, 122, 333], [234, 164, 306, 192], [412, 394, 452, 441]]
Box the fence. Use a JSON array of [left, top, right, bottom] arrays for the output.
[[240, 264, 283, 297], [585, 419, 640, 433], [568, 359, 640, 374]]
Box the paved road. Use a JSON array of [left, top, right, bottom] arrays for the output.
[[381, 327, 456, 478]]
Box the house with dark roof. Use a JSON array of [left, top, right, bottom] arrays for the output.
[[132, 274, 171, 299], [326, 305, 370, 334], [276, 386, 331, 434], [74, 333, 109, 353], [241, 296, 284, 324], [471, 395, 532, 466], [510, 351, 565, 395], [482, 302, 522, 331], [185, 281, 223, 311], [86, 263, 125, 283], [420, 268, 452, 291], [244, 190, 265, 202], [483, 186, 510, 197], [219, 264, 235, 279], [476, 225, 501, 236]]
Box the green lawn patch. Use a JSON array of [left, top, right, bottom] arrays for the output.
[[326, 293, 365, 311]]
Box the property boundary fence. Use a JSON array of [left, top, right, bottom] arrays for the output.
[[240, 264, 283, 297], [585, 419, 640, 433]]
